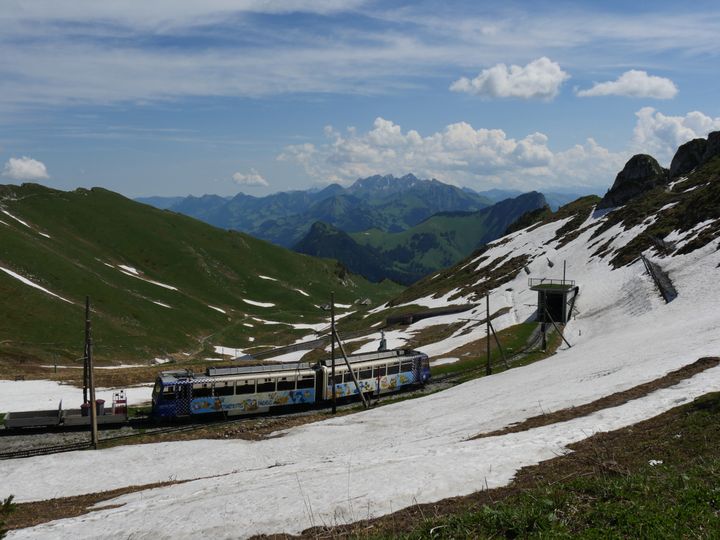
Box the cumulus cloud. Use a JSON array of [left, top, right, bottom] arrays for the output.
[[577, 70, 678, 99], [232, 169, 269, 187], [2, 156, 50, 180], [450, 57, 570, 100], [278, 117, 626, 190], [632, 107, 720, 163]]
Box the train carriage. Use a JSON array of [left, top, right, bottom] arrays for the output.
[[151, 348, 430, 420]]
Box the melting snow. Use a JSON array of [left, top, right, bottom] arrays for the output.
[[1, 209, 31, 228], [430, 357, 460, 367], [152, 301, 171, 309], [118, 265, 139, 275], [0, 381, 152, 414], [116, 266, 179, 291], [293, 288, 310, 297], [0, 266, 72, 304], [258, 275, 278, 281], [213, 346, 245, 357], [208, 305, 226, 314], [243, 299, 276, 308]]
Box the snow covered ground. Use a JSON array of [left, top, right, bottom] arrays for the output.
[[0, 380, 152, 413], [3, 207, 720, 539]]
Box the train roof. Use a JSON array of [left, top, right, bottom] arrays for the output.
[[157, 349, 424, 384]]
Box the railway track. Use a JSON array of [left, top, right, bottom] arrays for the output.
[[1, 323, 560, 461], [0, 441, 91, 460], [0, 408, 321, 460]]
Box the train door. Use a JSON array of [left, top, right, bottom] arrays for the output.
[[175, 383, 192, 416]]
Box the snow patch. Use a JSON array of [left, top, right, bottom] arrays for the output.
[[208, 305, 226, 314], [118, 264, 139, 275], [0, 266, 72, 304], [243, 298, 276, 308], [1, 208, 31, 228], [213, 346, 245, 357], [0, 380, 151, 413]]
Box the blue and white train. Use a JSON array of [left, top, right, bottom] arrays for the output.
[[151, 349, 430, 419]]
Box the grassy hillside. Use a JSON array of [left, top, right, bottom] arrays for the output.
[[296, 192, 546, 285], [0, 184, 401, 364]]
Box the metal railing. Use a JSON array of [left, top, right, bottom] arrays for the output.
[[528, 278, 576, 288]]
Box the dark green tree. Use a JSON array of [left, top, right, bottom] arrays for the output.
[[0, 496, 14, 539]]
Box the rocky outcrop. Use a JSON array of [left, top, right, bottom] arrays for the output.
[[702, 131, 720, 164], [669, 138, 707, 178], [598, 154, 668, 209]]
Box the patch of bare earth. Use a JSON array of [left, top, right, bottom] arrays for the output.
[[471, 356, 719, 440]]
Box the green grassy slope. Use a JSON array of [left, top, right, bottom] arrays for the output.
[[0, 184, 401, 363]]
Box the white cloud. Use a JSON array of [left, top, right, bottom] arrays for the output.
[[278, 117, 626, 190], [232, 168, 269, 187], [632, 107, 720, 163], [450, 57, 570, 100], [577, 70, 678, 99], [2, 157, 50, 181]]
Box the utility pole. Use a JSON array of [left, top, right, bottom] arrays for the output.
[[83, 303, 90, 404], [330, 292, 336, 414], [563, 260, 567, 283], [85, 297, 98, 449], [485, 294, 492, 376]]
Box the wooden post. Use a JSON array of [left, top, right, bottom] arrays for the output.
[[83, 301, 90, 404], [544, 307, 573, 349], [86, 297, 98, 449], [333, 331, 369, 409], [485, 294, 492, 376], [330, 292, 336, 415], [488, 320, 509, 370]]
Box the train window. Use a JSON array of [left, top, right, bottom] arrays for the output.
[[236, 381, 255, 394], [257, 380, 275, 393], [215, 384, 234, 397], [342, 372, 354, 383], [359, 369, 372, 379], [193, 387, 212, 398], [161, 386, 176, 401], [277, 379, 295, 391], [401, 361, 414, 372], [298, 377, 314, 389], [387, 363, 399, 375], [374, 365, 387, 377]]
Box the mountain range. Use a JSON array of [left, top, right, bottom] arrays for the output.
[[138, 174, 494, 248], [295, 191, 547, 285]]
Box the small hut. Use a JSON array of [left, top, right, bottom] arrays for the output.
[[529, 278, 579, 324]]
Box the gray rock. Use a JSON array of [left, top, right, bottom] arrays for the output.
[[702, 131, 720, 164], [669, 138, 707, 178], [598, 154, 668, 209]]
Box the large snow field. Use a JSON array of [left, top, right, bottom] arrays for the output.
[[4, 210, 720, 539]]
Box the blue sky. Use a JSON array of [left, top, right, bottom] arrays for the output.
[[1, 0, 720, 197]]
